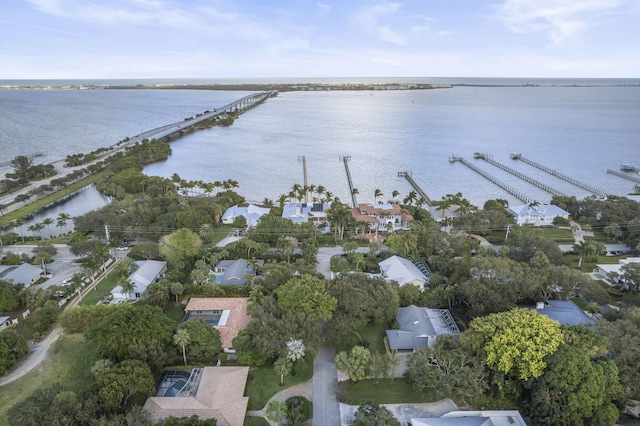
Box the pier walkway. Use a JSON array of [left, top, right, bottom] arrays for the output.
[[473, 153, 565, 196], [450, 155, 532, 203], [606, 169, 640, 184], [397, 172, 433, 207], [510, 153, 607, 198], [341, 156, 358, 208]]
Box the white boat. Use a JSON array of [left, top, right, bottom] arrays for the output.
[[621, 163, 638, 172]]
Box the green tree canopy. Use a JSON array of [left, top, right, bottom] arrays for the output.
[[275, 274, 336, 321], [0, 280, 20, 311], [159, 229, 203, 273], [88, 304, 175, 363], [178, 318, 222, 359], [469, 308, 564, 379], [352, 401, 400, 426], [95, 359, 155, 411], [0, 329, 29, 375]]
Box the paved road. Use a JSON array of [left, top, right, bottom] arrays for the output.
[[312, 346, 341, 426]]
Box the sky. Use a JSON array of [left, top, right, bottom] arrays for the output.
[[1, 0, 639, 79]]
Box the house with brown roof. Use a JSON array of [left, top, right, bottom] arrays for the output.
[[350, 203, 412, 232], [143, 366, 249, 426], [184, 298, 250, 353]]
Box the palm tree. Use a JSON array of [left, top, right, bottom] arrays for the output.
[[286, 339, 305, 376], [374, 188, 383, 204], [265, 400, 287, 426], [391, 190, 400, 202], [199, 223, 216, 242], [274, 357, 292, 386], [173, 328, 191, 366], [169, 281, 184, 304], [92, 243, 110, 272], [56, 212, 72, 233], [118, 277, 135, 300], [573, 240, 595, 268], [41, 218, 54, 238], [13, 219, 25, 243], [116, 256, 136, 278]]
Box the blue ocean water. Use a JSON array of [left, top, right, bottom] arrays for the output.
[[1, 79, 639, 211]]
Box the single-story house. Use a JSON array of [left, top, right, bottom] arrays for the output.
[[213, 259, 260, 286], [0, 316, 12, 332], [221, 204, 270, 227], [0, 263, 44, 288], [111, 260, 167, 301], [143, 366, 249, 426], [411, 410, 527, 426], [597, 257, 640, 286], [184, 298, 251, 353], [508, 203, 570, 226], [386, 305, 460, 352], [534, 300, 598, 326], [282, 202, 331, 231], [379, 255, 431, 290], [350, 203, 412, 232]]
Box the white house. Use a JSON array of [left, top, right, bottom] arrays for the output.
[[0, 263, 44, 288], [111, 260, 167, 301], [350, 203, 412, 232], [282, 202, 331, 231], [508, 203, 570, 226], [379, 255, 431, 290], [597, 257, 640, 287], [221, 204, 270, 227]]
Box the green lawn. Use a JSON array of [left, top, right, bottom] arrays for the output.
[[339, 378, 441, 405], [165, 304, 186, 325], [244, 356, 313, 410], [0, 334, 99, 426], [487, 226, 575, 245], [243, 417, 269, 426], [80, 270, 120, 306]]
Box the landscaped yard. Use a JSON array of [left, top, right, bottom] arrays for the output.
[[244, 356, 313, 410], [0, 334, 99, 425], [79, 270, 120, 306], [486, 226, 574, 245], [339, 378, 440, 405]]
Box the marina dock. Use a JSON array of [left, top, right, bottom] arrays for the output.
[[606, 169, 640, 184], [397, 172, 433, 207], [450, 155, 532, 203], [510, 153, 607, 198]]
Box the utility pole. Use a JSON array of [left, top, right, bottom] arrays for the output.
[[298, 156, 308, 203]]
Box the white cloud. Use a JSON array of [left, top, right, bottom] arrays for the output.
[[354, 2, 407, 45], [23, 0, 196, 27], [316, 2, 331, 16], [498, 0, 621, 44]]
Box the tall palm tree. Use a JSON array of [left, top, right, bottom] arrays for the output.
[[273, 357, 292, 387], [56, 212, 72, 232], [118, 277, 135, 300], [116, 256, 136, 278], [199, 223, 216, 242], [374, 188, 383, 204], [286, 339, 305, 376], [173, 328, 191, 366], [13, 219, 25, 243], [42, 218, 54, 238]]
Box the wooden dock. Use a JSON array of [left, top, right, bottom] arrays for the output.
[[397, 172, 433, 207], [450, 155, 532, 203], [606, 169, 640, 184], [340, 156, 358, 208], [510, 153, 607, 198], [474, 152, 565, 196]]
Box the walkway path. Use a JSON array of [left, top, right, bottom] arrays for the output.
[[245, 381, 312, 418]]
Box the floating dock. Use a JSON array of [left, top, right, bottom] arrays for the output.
[[450, 155, 532, 203], [397, 172, 433, 207], [340, 156, 358, 208], [510, 153, 607, 198], [473, 152, 565, 196], [606, 169, 640, 184]]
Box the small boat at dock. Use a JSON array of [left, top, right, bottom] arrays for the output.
[[621, 163, 638, 172]]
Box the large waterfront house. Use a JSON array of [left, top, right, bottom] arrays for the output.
[[0, 263, 44, 288], [350, 203, 412, 232], [221, 204, 270, 227], [282, 202, 331, 231], [508, 203, 570, 226], [143, 366, 249, 426], [183, 297, 250, 353], [378, 255, 431, 290], [110, 260, 167, 301], [386, 305, 460, 352]]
